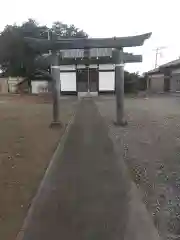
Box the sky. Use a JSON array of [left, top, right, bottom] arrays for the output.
[[0, 0, 179, 73]]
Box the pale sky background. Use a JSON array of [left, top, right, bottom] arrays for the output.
[[0, 0, 179, 74]]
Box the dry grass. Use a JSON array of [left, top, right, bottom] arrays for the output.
[[0, 94, 77, 240], [96, 95, 180, 240]]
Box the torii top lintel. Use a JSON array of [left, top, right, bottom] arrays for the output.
[[25, 33, 152, 51]]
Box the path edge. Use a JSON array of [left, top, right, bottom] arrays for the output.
[[16, 104, 78, 240], [94, 100, 161, 240]]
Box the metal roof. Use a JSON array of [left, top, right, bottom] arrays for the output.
[[25, 32, 152, 51], [160, 58, 180, 68], [148, 58, 180, 75], [147, 67, 160, 74]]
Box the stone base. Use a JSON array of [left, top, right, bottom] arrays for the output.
[[113, 120, 128, 127], [50, 121, 63, 128]]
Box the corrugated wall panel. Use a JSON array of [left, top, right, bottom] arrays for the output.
[[150, 77, 164, 93]]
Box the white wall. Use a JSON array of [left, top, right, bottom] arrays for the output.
[[60, 65, 76, 71], [172, 68, 180, 74], [77, 64, 86, 69], [89, 64, 98, 68], [8, 77, 25, 93], [31, 81, 48, 94], [0, 78, 8, 94], [60, 72, 76, 91], [99, 64, 115, 70], [99, 72, 115, 91]]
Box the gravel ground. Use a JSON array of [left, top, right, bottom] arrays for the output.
[[95, 95, 180, 240], [0, 95, 78, 240]]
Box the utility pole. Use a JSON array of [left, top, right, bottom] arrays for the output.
[[153, 46, 166, 68], [47, 30, 52, 54]]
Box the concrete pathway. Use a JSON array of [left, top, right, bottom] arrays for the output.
[[17, 99, 160, 240]]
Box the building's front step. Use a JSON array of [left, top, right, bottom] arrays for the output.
[[78, 92, 98, 98]]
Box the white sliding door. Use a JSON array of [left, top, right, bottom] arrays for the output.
[[99, 72, 115, 91], [60, 72, 76, 92]]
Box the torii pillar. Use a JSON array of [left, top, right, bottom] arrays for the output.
[[50, 51, 61, 127], [113, 48, 127, 126]]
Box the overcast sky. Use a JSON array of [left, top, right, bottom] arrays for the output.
[[0, 0, 179, 73]]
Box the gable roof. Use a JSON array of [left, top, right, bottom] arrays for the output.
[[160, 58, 180, 68], [147, 67, 160, 74], [147, 58, 180, 75]]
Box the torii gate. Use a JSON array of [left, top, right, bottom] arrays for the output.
[[25, 33, 151, 126]]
